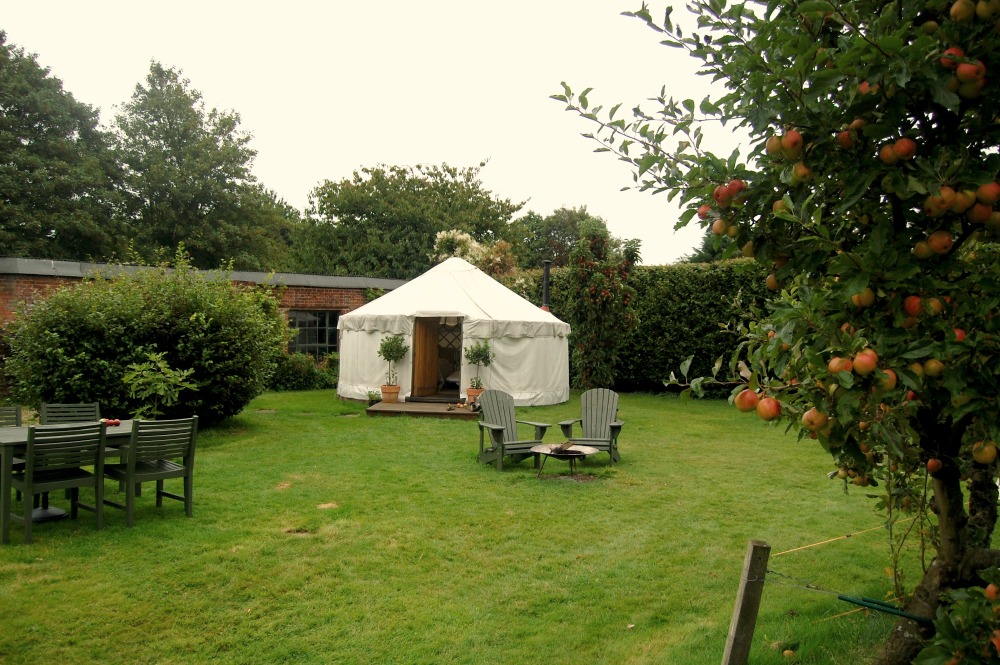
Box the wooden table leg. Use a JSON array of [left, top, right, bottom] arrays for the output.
[[1, 447, 12, 544]]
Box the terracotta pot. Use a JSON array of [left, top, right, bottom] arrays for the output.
[[380, 385, 401, 403], [466, 387, 484, 404]]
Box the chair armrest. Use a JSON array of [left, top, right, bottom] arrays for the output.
[[479, 422, 505, 450], [517, 420, 551, 441], [558, 418, 581, 439]]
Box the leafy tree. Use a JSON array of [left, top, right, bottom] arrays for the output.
[[295, 162, 523, 278], [509, 206, 612, 268], [113, 61, 293, 270], [564, 220, 641, 388], [555, 1, 1000, 662], [0, 31, 123, 260]]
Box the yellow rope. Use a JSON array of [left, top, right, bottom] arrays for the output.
[[772, 518, 915, 557]]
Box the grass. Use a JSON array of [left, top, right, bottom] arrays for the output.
[[0, 391, 910, 664]]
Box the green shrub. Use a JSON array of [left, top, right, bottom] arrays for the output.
[[269, 352, 338, 391], [3, 258, 288, 425]]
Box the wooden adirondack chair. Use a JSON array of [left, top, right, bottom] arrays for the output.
[[477, 390, 551, 470], [559, 388, 623, 463]]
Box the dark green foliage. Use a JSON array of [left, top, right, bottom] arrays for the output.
[[617, 260, 770, 391], [3, 258, 288, 425], [269, 352, 338, 392], [113, 61, 294, 271], [295, 163, 523, 279], [0, 32, 123, 260], [500, 259, 769, 391], [564, 222, 640, 389]]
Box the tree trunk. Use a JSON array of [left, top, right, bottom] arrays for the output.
[[874, 411, 1000, 664]]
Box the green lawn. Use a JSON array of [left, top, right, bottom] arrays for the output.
[[0, 391, 905, 663]]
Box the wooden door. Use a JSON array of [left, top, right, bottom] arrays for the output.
[[411, 318, 440, 397]]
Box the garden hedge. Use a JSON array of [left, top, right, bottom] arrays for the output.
[[504, 258, 770, 392]]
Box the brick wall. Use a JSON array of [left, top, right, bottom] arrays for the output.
[[0, 275, 79, 323], [2, 275, 373, 324]]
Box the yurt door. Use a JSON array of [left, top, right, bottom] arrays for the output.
[[411, 318, 440, 397]]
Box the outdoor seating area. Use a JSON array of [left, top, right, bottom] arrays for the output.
[[1, 405, 199, 544], [0, 390, 898, 662]]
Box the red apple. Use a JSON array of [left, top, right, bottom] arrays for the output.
[[713, 184, 732, 207], [927, 230, 954, 255], [893, 137, 917, 160], [903, 295, 923, 317], [851, 287, 875, 308], [876, 368, 898, 392], [727, 178, 746, 198], [697, 204, 712, 220], [781, 130, 803, 159], [853, 348, 879, 376], [955, 60, 986, 83], [941, 46, 965, 69], [954, 328, 967, 342], [836, 130, 856, 149], [756, 397, 782, 421], [912, 241, 934, 259], [926, 457, 942, 474], [986, 583, 1000, 602], [968, 202, 994, 223], [711, 218, 729, 236], [977, 181, 1000, 204], [801, 407, 829, 432], [879, 143, 899, 165], [734, 389, 760, 413], [829, 356, 853, 374]]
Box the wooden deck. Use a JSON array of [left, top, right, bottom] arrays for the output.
[[366, 400, 480, 420]]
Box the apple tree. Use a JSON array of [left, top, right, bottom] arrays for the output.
[[555, 1, 1000, 662]]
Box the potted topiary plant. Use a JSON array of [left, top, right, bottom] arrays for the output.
[[463, 339, 494, 404], [377, 335, 409, 403]]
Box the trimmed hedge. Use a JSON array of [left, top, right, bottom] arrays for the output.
[[3, 263, 289, 425], [502, 259, 770, 391]]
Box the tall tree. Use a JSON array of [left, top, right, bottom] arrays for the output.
[[295, 162, 523, 279], [510, 206, 611, 268], [113, 62, 292, 270], [556, 2, 1000, 662], [0, 32, 122, 260]]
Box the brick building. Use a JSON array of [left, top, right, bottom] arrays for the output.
[[0, 258, 405, 358]]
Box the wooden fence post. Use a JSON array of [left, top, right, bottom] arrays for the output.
[[722, 539, 771, 665]]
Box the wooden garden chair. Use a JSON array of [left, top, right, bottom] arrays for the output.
[[103, 417, 198, 527], [559, 388, 624, 463], [477, 390, 551, 470], [11, 422, 107, 543], [40, 402, 101, 424]]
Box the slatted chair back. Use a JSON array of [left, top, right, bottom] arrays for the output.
[[579, 389, 619, 440], [0, 405, 21, 427], [25, 422, 105, 474], [39, 402, 101, 425], [128, 417, 198, 466], [478, 390, 518, 442]]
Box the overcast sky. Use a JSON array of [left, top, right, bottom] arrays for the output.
[[2, 0, 743, 265]]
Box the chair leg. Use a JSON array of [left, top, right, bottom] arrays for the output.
[[125, 478, 136, 528], [155, 480, 164, 507], [184, 474, 193, 517], [95, 481, 104, 531], [22, 495, 33, 544]]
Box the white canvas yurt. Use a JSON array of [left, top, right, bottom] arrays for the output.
[[337, 257, 570, 406]]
